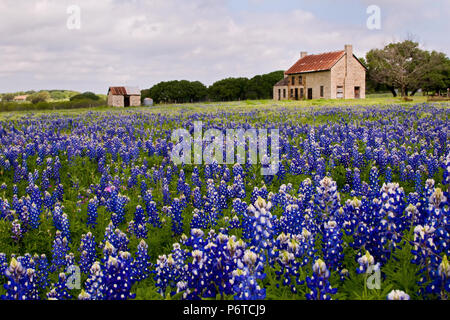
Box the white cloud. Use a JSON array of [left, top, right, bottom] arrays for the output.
[[0, 0, 448, 93]]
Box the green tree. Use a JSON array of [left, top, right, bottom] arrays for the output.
[[70, 92, 100, 101], [28, 91, 51, 104], [144, 80, 208, 104], [208, 77, 249, 101], [1, 93, 15, 102], [366, 40, 431, 97], [419, 51, 450, 95], [49, 91, 66, 100]]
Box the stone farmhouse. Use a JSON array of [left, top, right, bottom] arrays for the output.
[[13, 95, 28, 102], [107, 86, 141, 107], [273, 45, 366, 100]]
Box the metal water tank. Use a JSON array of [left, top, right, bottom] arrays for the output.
[[143, 98, 153, 106]]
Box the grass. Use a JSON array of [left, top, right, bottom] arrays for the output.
[[1, 96, 447, 121]]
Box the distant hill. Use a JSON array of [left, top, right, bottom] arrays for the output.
[[0, 90, 81, 102]]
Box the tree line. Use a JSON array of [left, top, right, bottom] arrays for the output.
[[141, 71, 284, 104]]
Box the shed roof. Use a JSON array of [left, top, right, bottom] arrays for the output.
[[108, 86, 141, 96], [274, 78, 289, 87], [285, 51, 345, 75]]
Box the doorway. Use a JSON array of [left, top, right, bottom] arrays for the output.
[[124, 96, 130, 107], [307, 88, 313, 99], [294, 88, 299, 100], [354, 86, 361, 99]]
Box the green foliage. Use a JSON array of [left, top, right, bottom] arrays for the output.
[[143, 80, 208, 104], [366, 40, 450, 96], [70, 91, 100, 101], [381, 235, 423, 300], [0, 99, 106, 113], [142, 71, 284, 104], [246, 71, 285, 100], [1, 93, 15, 102], [27, 91, 51, 104], [208, 77, 249, 101]]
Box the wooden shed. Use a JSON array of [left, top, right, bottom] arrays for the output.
[[107, 87, 141, 107]]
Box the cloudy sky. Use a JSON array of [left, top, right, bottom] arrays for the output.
[[0, 0, 449, 94]]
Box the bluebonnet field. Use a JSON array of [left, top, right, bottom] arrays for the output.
[[0, 102, 448, 300]]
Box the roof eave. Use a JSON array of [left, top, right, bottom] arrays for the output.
[[285, 68, 332, 75]]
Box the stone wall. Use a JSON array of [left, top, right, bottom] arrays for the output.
[[330, 53, 366, 99], [273, 86, 289, 100], [107, 94, 141, 107], [303, 71, 332, 99], [130, 96, 141, 107], [108, 94, 124, 107]]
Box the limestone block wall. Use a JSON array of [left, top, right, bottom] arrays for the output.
[[304, 71, 331, 99], [130, 96, 141, 106], [273, 86, 289, 100], [108, 94, 124, 107], [345, 55, 366, 99], [331, 55, 366, 99]]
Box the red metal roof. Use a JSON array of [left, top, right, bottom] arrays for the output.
[[285, 50, 345, 75], [108, 87, 140, 96], [109, 87, 127, 95]]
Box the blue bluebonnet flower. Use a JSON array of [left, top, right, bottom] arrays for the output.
[[315, 176, 341, 223], [231, 250, 266, 300], [101, 223, 129, 253], [0, 253, 8, 276], [162, 179, 171, 205], [169, 198, 184, 235], [59, 212, 71, 243], [352, 168, 362, 197], [11, 219, 22, 243], [233, 174, 246, 199], [55, 184, 64, 202], [368, 166, 380, 200], [2, 257, 40, 300], [229, 215, 240, 230], [443, 153, 450, 185], [415, 170, 423, 195], [29, 202, 41, 230], [131, 240, 152, 282], [247, 197, 275, 252], [144, 195, 161, 228], [132, 205, 148, 238], [305, 259, 337, 300], [387, 289, 410, 300], [192, 168, 202, 189], [47, 273, 72, 300], [322, 220, 344, 271], [87, 197, 99, 227], [79, 232, 97, 274], [111, 194, 129, 226], [297, 177, 314, 205], [102, 252, 136, 300], [83, 261, 104, 300], [154, 243, 187, 297], [43, 191, 54, 211], [385, 166, 392, 183], [132, 204, 145, 225], [35, 254, 50, 290], [432, 255, 450, 299], [51, 231, 70, 271], [271, 232, 313, 293], [356, 251, 380, 274], [190, 209, 208, 229]]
